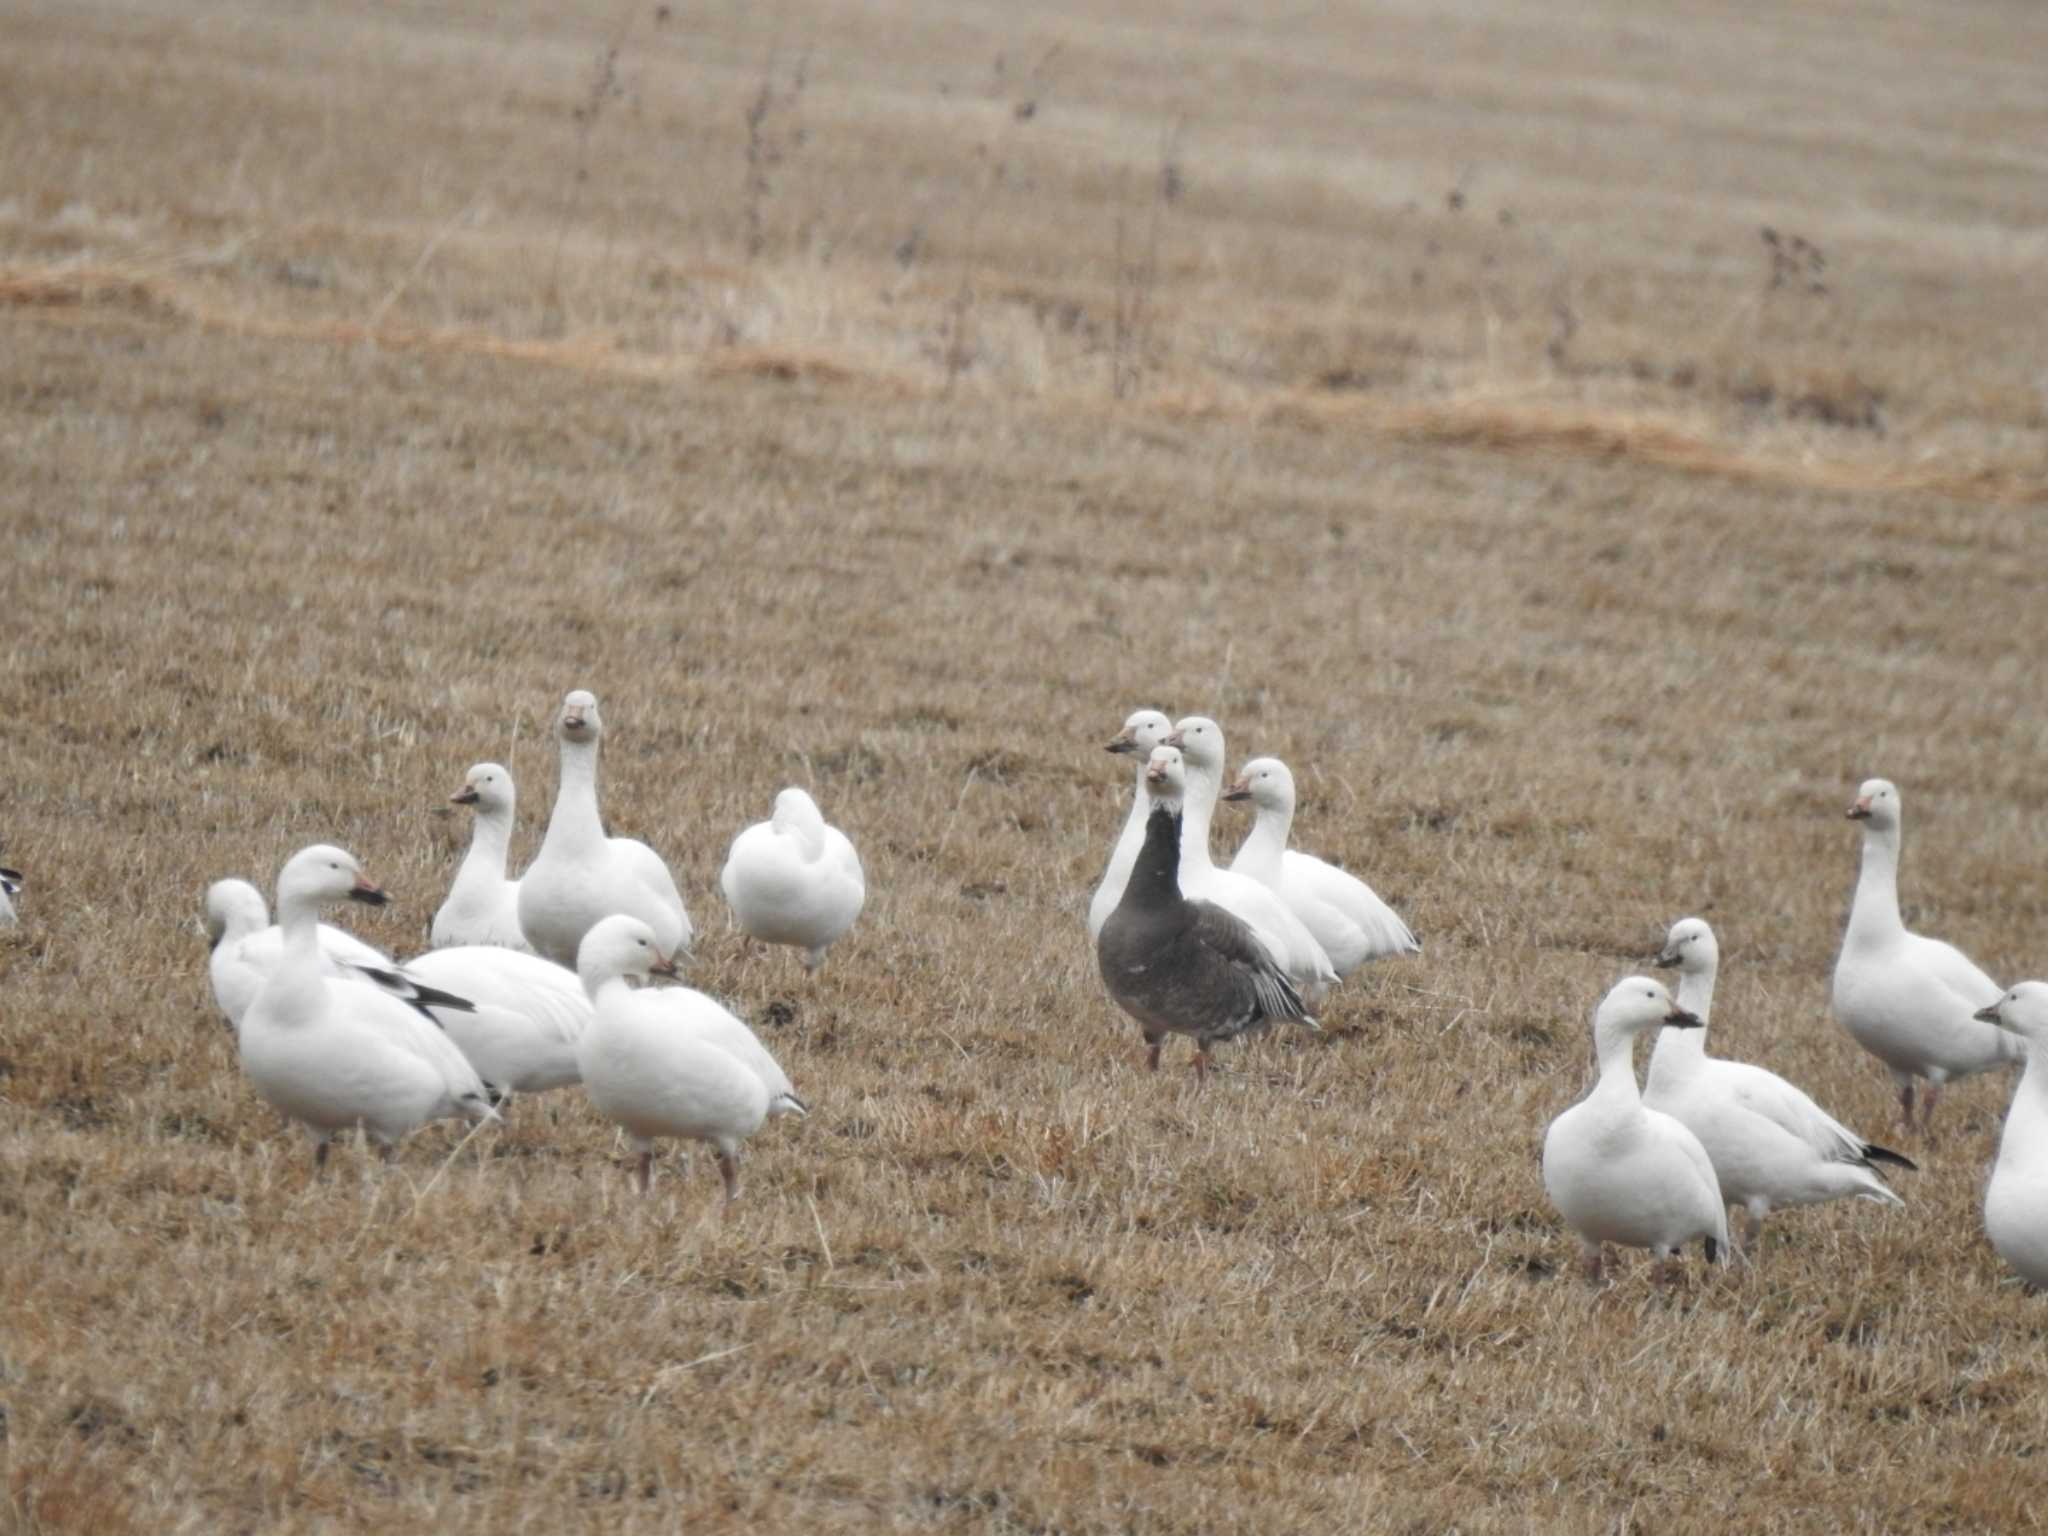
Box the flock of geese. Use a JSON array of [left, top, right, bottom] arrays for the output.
[[1087, 714, 2048, 1290], [201, 689, 860, 1201], [4, 694, 2046, 1286]]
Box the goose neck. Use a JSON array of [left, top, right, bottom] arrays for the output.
[[1846, 822, 1905, 944], [546, 737, 607, 849], [1178, 764, 1220, 874], [1234, 801, 1290, 884]]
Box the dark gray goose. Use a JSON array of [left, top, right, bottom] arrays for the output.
[[1096, 746, 1317, 1082]]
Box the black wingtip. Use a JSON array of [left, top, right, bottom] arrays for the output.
[[1863, 1143, 1918, 1172]]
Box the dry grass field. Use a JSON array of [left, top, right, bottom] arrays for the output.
[[6, 0, 2048, 1529]]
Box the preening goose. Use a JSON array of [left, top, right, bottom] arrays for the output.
[[432, 762, 532, 952], [1646, 917, 1910, 1250], [1096, 746, 1316, 1081], [1975, 984, 2048, 1287], [1542, 977, 1729, 1283], [1161, 717, 1338, 1001], [575, 915, 782, 1203], [1224, 756, 1418, 975], [1831, 778, 2017, 1134], [1087, 707, 1175, 942], [238, 846, 496, 1167], [719, 787, 865, 972], [517, 690, 693, 969]]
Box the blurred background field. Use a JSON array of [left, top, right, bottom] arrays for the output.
[[4, 1, 2048, 1529]]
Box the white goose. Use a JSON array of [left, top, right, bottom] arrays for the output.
[[1974, 983, 2048, 1287], [205, 877, 393, 1033], [517, 690, 693, 970], [398, 945, 592, 1095], [1224, 756, 1418, 974], [432, 763, 532, 952], [719, 787, 865, 971], [238, 846, 496, 1167], [1831, 778, 2018, 1134], [576, 915, 793, 1203], [1646, 917, 1911, 1249], [1163, 717, 1338, 1000], [1087, 707, 1175, 942], [0, 856, 21, 928], [1542, 977, 1729, 1283]]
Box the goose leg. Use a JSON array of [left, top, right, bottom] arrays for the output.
[[1580, 1240, 1604, 1284], [634, 1150, 654, 1195], [1143, 1034, 1163, 1072], [716, 1150, 742, 1208], [313, 1138, 331, 1174], [1896, 1078, 1916, 1135], [1192, 1044, 1210, 1088], [1920, 1083, 1942, 1137]]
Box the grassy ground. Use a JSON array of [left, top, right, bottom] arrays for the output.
[[5, 1, 2048, 1530]]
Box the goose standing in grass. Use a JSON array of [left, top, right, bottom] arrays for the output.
[[1646, 917, 1912, 1251], [1224, 755, 1418, 976], [1831, 778, 2017, 1135], [719, 787, 865, 972], [1543, 977, 1728, 1283], [1096, 746, 1317, 1082], [397, 944, 592, 1096], [576, 915, 792, 1203], [432, 763, 532, 952], [1161, 717, 1338, 1001], [517, 690, 693, 970], [1087, 707, 1175, 942], [239, 846, 496, 1168], [0, 856, 20, 928], [205, 877, 394, 1033], [1974, 983, 2048, 1287]]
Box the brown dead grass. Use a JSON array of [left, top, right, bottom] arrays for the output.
[[5, 1, 2048, 1531]]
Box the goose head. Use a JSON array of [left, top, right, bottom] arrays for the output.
[[1143, 745, 1188, 807], [1974, 981, 2048, 1042], [1652, 916, 1718, 975], [204, 878, 271, 950], [276, 844, 386, 914], [1223, 755, 1295, 811], [1846, 778, 1899, 830], [1592, 976, 1701, 1052], [1163, 716, 1225, 779], [1106, 708, 1173, 758], [771, 787, 828, 856], [451, 762, 515, 813], [577, 913, 680, 993], [557, 689, 602, 746]]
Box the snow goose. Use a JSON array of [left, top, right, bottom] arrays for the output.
[[1224, 756, 1418, 975], [1973, 983, 2048, 1286], [0, 858, 21, 927], [397, 945, 592, 1095], [719, 787, 865, 971], [1087, 707, 1175, 941], [1646, 917, 1911, 1250], [1161, 718, 1338, 1000], [1097, 747, 1317, 1081], [205, 877, 394, 1033], [239, 846, 496, 1167], [576, 915, 785, 1202], [517, 690, 693, 969], [1542, 977, 1728, 1283], [432, 763, 533, 952], [1831, 778, 2018, 1134]]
